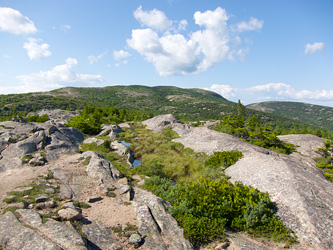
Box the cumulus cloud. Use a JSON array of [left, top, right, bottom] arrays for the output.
[[23, 38, 52, 60], [235, 17, 264, 32], [209, 83, 333, 105], [0, 7, 37, 35], [305, 42, 324, 54], [113, 50, 131, 60], [127, 6, 262, 76], [88, 50, 108, 64], [134, 5, 172, 31], [14, 57, 103, 93]]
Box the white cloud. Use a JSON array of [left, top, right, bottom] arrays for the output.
[[127, 7, 261, 76], [88, 50, 108, 64], [305, 42, 324, 54], [209, 83, 333, 106], [23, 38, 52, 60], [13, 57, 103, 93], [236, 17, 264, 32], [194, 7, 229, 29], [61, 24, 71, 32], [178, 20, 188, 31], [113, 50, 131, 60], [0, 7, 37, 35], [134, 5, 172, 31]]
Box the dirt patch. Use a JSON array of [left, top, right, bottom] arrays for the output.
[[0, 166, 48, 198], [82, 198, 136, 228]]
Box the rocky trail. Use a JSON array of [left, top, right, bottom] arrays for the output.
[[0, 112, 332, 250]]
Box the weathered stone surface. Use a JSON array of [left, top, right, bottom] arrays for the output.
[[129, 233, 142, 244], [62, 202, 77, 210], [0, 139, 8, 152], [82, 220, 122, 250], [18, 209, 87, 250], [33, 109, 79, 124], [5, 202, 25, 209], [45, 127, 84, 161], [52, 168, 70, 182], [82, 151, 123, 188], [134, 188, 193, 250], [278, 134, 326, 159], [35, 195, 49, 203], [86, 196, 103, 203], [58, 208, 82, 221], [42, 219, 87, 249], [83, 137, 104, 146], [45, 187, 55, 194], [0, 211, 60, 250], [12, 186, 34, 193], [111, 141, 130, 155], [109, 125, 123, 140], [142, 114, 188, 133], [58, 185, 73, 199], [0, 130, 47, 171]]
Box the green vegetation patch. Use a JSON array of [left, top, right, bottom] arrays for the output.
[[144, 177, 296, 246], [66, 105, 153, 135], [315, 140, 333, 182], [26, 114, 50, 123], [214, 102, 296, 155], [73, 200, 91, 209]]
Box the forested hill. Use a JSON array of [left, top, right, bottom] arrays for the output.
[[0, 85, 234, 121], [0, 85, 330, 133], [247, 101, 333, 131]]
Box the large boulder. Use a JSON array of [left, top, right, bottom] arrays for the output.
[[0, 121, 85, 171], [45, 127, 84, 161], [17, 209, 87, 250], [0, 130, 47, 171], [142, 114, 190, 133], [82, 151, 123, 188], [0, 212, 61, 250], [134, 188, 193, 250]]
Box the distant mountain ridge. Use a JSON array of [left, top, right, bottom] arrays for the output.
[[0, 85, 332, 132], [247, 101, 333, 131]]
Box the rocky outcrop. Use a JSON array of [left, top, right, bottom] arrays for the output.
[[0, 212, 61, 250], [82, 151, 123, 188], [98, 124, 123, 139], [142, 114, 190, 133], [0, 121, 85, 171], [146, 116, 332, 250], [111, 141, 135, 166], [28, 109, 80, 124], [17, 209, 87, 250], [134, 188, 193, 250], [278, 134, 326, 159]]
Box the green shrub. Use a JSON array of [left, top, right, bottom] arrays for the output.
[[82, 156, 92, 166], [26, 114, 50, 123], [144, 177, 295, 247], [73, 201, 91, 209], [205, 150, 243, 169], [22, 155, 33, 163], [314, 140, 333, 182]]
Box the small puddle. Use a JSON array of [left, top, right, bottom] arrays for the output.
[[120, 140, 141, 167]]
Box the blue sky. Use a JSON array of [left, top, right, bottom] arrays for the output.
[[0, 0, 332, 106]]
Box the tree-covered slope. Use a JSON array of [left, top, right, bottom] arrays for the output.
[[247, 101, 333, 131], [0, 85, 330, 134], [1, 85, 235, 121]]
